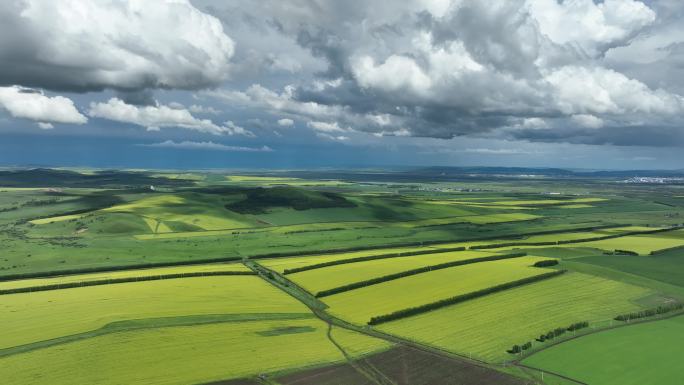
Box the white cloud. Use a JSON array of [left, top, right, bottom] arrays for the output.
[[37, 122, 54, 129], [571, 114, 605, 129], [464, 148, 541, 155], [316, 133, 349, 141], [546, 66, 684, 115], [140, 140, 273, 152], [0, 0, 234, 91], [224, 120, 255, 137], [307, 121, 348, 133], [0, 86, 87, 124], [189, 104, 220, 115], [277, 118, 294, 126], [527, 0, 656, 57], [88, 98, 253, 136], [353, 55, 432, 95]]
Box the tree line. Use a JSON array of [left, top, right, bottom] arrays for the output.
[[533, 259, 559, 267], [508, 321, 589, 354], [316, 252, 528, 298], [615, 303, 684, 322], [368, 270, 566, 325]]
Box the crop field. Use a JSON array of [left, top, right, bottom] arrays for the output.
[[523, 315, 684, 385], [0, 262, 249, 291], [0, 275, 308, 349], [570, 231, 684, 255], [286, 250, 497, 294], [4, 168, 684, 383], [322, 256, 554, 324], [378, 272, 652, 362], [259, 245, 441, 273], [0, 319, 390, 385]]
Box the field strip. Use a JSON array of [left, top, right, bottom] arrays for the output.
[[0, 312, 314, 359], [468, 226, 679, 251], [283, 246, 467, 274], [315, 252, 529, 298], [0, 257, 245, 282], [0, 270, 255, 295], [368, 270, 566, 325]]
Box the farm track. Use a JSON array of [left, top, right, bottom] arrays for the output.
[[246, 260, 559, 385], [325, 323, 396, 385]]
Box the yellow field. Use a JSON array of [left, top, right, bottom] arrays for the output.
[[323, 256, 554, 324], [228, 175, 349, 186], [288, 250, 496, 294], [492, 198, 606, 206], [480, 226, 648, 245], [150, 173, 204, 181], [1, 276, 307, 349], [0, 319, 390, 385], [260, 246, 446, 273], [461, 213, 540, 224], [379, 272, 651, 362], [30, 213, 85, 225], [574, 234, 684, 255], [0, 262, 249, 291]]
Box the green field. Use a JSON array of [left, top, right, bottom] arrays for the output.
[[378, 272, 652, 362], [523, 315, 684, 385]]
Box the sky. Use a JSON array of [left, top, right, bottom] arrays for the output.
[[1, 0, 684, 170]]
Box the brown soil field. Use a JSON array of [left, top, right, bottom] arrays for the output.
[[276, 345, 527, 385]]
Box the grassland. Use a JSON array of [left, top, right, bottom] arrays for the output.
[[523, 315, 684, 385], [0, 319, 390, 385], [0, 275, 307, 349], [378, 272, 652, 362], [323, 256, 554, 324], [103, 193, 257, 231]]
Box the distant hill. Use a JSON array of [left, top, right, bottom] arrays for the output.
[[0, 169, 193, 188]]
